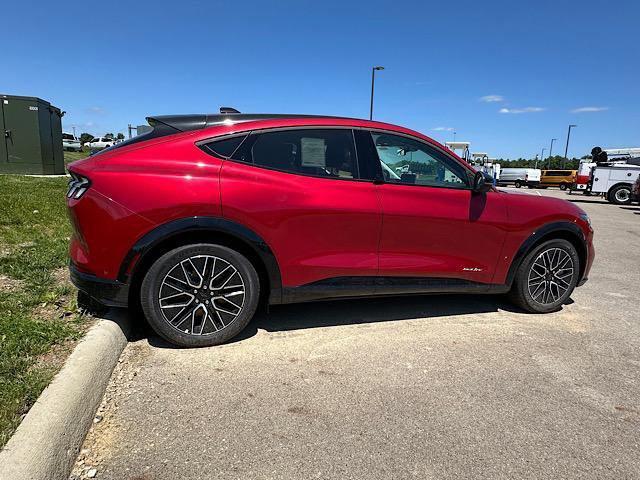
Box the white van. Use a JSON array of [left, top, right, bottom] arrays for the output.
[[498, 168, 541, 188]]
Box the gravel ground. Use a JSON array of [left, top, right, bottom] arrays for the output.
[[71, 188, 640, 480]]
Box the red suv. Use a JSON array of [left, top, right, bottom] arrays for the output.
[[67, 112, 594, 347]]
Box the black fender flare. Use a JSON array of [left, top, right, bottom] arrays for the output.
[[119, 216, 283, 304], [505, 221, 587, 287]]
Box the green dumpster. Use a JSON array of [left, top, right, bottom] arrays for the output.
[[0, 94, 65, 175]]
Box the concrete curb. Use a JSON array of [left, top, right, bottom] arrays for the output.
[[0, 313, 130, 480]]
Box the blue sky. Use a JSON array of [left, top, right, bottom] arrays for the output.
[[3, 0, 638, 158]]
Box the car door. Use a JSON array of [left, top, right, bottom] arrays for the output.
[[218, 127, 382, 289], [359, 130, 508, 285]]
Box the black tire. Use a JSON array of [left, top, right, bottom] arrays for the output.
[[559, 183, 568, 191], [515, 180, 522, 188], [608, 184, 632, 205], [508, 239, 579, 313], [140, 243, 260, 347]]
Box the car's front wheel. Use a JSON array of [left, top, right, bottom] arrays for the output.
[[508, 239, 579, 313], [140, 243, 260, 347]]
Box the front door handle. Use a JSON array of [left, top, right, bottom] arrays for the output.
[[4, 130, 11, 139]]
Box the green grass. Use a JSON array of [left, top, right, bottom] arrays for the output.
[[0, 175, 88, 447], [64, 149, 90, 164]]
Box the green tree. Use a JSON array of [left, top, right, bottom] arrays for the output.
[[498, 156, 579, 170], [79, 133, 94, 144], [116, 133, 125, 140]]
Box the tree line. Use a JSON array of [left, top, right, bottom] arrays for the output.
[[79, 132, 125, 143], [495, 155, 582, 170]]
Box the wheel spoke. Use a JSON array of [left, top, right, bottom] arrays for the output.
[[160, 292, 194, 309], [164, 275, 191, 293], [531, 281, 546, 301], [181, 258, 204, 288], [209, 265, 234, 289]]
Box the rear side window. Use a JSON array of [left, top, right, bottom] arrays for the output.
[[234, 129, 358, 179], [202, 135, 247, 159]]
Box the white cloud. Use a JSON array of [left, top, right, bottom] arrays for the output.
[[499, 107, 545, 114], [480, 95, 504, 103], [570, 106, 608, 113], [86, 106, 106, 115], [432, 127, 454, 131]]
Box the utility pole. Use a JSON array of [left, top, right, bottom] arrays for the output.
[[540, 148, 546, 168], [72, 126, 76, 137], [369, 66, 385, 120], [563, 124, 577, 168], [548, 138, 557, 169], [128, 124, 137, 139]]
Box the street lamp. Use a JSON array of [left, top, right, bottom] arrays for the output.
[[369, 66, 385, 120], [563, 124, 577, 168], [548, 138, 557, 168]]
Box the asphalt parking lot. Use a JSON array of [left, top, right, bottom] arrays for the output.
[[72, 188, 640, 480]]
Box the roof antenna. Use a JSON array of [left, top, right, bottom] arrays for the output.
[[220, 107, 240, 114]]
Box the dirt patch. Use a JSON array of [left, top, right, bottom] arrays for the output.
[[0, 274, 24, 292], [33, 299, 75, 323], [52, 266, 71, 285]]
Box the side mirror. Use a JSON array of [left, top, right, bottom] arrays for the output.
[[472, 171, 493, 193]]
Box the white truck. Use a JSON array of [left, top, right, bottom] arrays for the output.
[[497, 168, 541, 188], [571, 147, 640, 204], [591, 164, 640, 204]]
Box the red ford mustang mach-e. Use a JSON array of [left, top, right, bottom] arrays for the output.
[[67, 112, 595, 347]]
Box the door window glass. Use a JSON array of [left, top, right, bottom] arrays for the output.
[[240, 129, 358, 179], [372, 132, 468, 187]]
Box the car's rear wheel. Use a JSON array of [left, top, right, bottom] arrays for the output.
[[559, 183, 568, 191], [508, 239, 579, 313], [515, 180, 522, 188], [140, 243, 260, 347]]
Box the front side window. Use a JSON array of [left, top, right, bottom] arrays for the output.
[[236, 129, 358, 179], [372, 132, 468, 188]]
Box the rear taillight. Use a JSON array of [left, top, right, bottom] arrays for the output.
[[67, 172, 91, 199]]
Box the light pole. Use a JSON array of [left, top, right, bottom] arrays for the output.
[[540, 148, 546, 168], [548, 138, 557, 168], [563, 124, 577, 168], [369, 66, 385, 120]]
